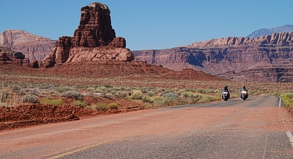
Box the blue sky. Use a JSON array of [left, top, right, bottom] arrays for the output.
[[0, 0, 292, 50]]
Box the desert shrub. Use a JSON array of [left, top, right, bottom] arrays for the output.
[[198, 94, 218, 103], [122, 87, 132, 91], [103, 84, 113, 88], [95, 102, 108, 111], [95, 88, 104, 93], [271, 92, 279, 96], [142, 95, 153, 103], [56, 87, 72, 93], [19, 83, 28, 89], [164, 98, 179, 106], [196, 89, 203, 93], [108, 103, 118, 109], [146, 91, 155, 97], [61, 91, 83, 100], [281, 93, 293, 106], [73, 100, 88, 108], [144, 103, 154, 109], [95, 87, 109, 97], [285, 93, 293, 99], [141, 87, 148, 93], [177, 89, 187, 94], [41, 98, 63, 106], [116, 91, 128, 98], [27, 88, 40, 96], [206, 89, 217, 93], [153, 96, 167, 106], [0, 91, 9, 103], [193, 93, 203, 98], [162, 93, 178, 99], [180, 91, 193, 98], [12, 85, 20, 92], [20, 95, 39, 103], [110, 89, 117, 96], [130, 90, 143, 100]]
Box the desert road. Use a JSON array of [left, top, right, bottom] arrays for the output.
[[1, 96, 293, 159]]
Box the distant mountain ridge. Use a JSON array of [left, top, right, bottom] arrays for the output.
[[0, 30, 56, 61], [133, 31, 293, 82], [247, 25, 293, 38]]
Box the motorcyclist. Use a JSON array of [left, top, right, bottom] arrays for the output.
[[223, 85, 229, 92], [241, 86, 247, 92], [240, 86, 249, 100], [222, 85, 230, 99]]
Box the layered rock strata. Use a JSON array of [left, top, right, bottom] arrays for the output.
[[133, 32, 293, 82], [0, 30, 55, 61], [42, 2, 134, 68]]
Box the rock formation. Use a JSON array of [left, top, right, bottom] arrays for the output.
[[0, 30, 56, 61], [186, 32, 293, 48], [0, 46, 30, 64], [219, 65, 293, 83], [247, 25, 293, 38], [133, 32, 293, 82], [42, 2, 134, 68]]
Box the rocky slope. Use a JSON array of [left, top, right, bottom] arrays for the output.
[[247, 25, 293, 38], [133, 31, 293, 82], [42, 2, 134, 68], [0, 30, 55, 61], [219, 65, 293, 83]]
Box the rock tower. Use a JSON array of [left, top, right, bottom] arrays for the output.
[[42, 2, 134, 67]]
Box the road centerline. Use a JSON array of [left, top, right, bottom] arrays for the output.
[[46, 137, 124, 159]]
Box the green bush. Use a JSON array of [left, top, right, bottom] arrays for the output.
[[95, 102, 108, 111], [41, 98, 64, 106], [61, 91, 83, 100], [108, 103, 118, 109], [20, 95, 39, 103]]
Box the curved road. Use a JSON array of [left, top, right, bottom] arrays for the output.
[[1, 96, 293, 158]]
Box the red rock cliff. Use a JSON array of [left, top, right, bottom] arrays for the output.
[[133, 32, 293, 82]]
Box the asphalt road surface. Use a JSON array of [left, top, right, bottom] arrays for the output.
[[1, 96, 293, 159]]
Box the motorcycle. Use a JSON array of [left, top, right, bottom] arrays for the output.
[[222, 91, 230, 101], [240, 90, 248, 100]]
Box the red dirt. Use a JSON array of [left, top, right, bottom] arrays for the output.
[[3, 61, 219, 131], [0, 96, 144, 131]]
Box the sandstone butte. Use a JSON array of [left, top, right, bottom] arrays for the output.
[[41, 2, 134, 68]]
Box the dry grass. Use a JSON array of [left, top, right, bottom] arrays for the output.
[[1, 70, 293, 108]]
